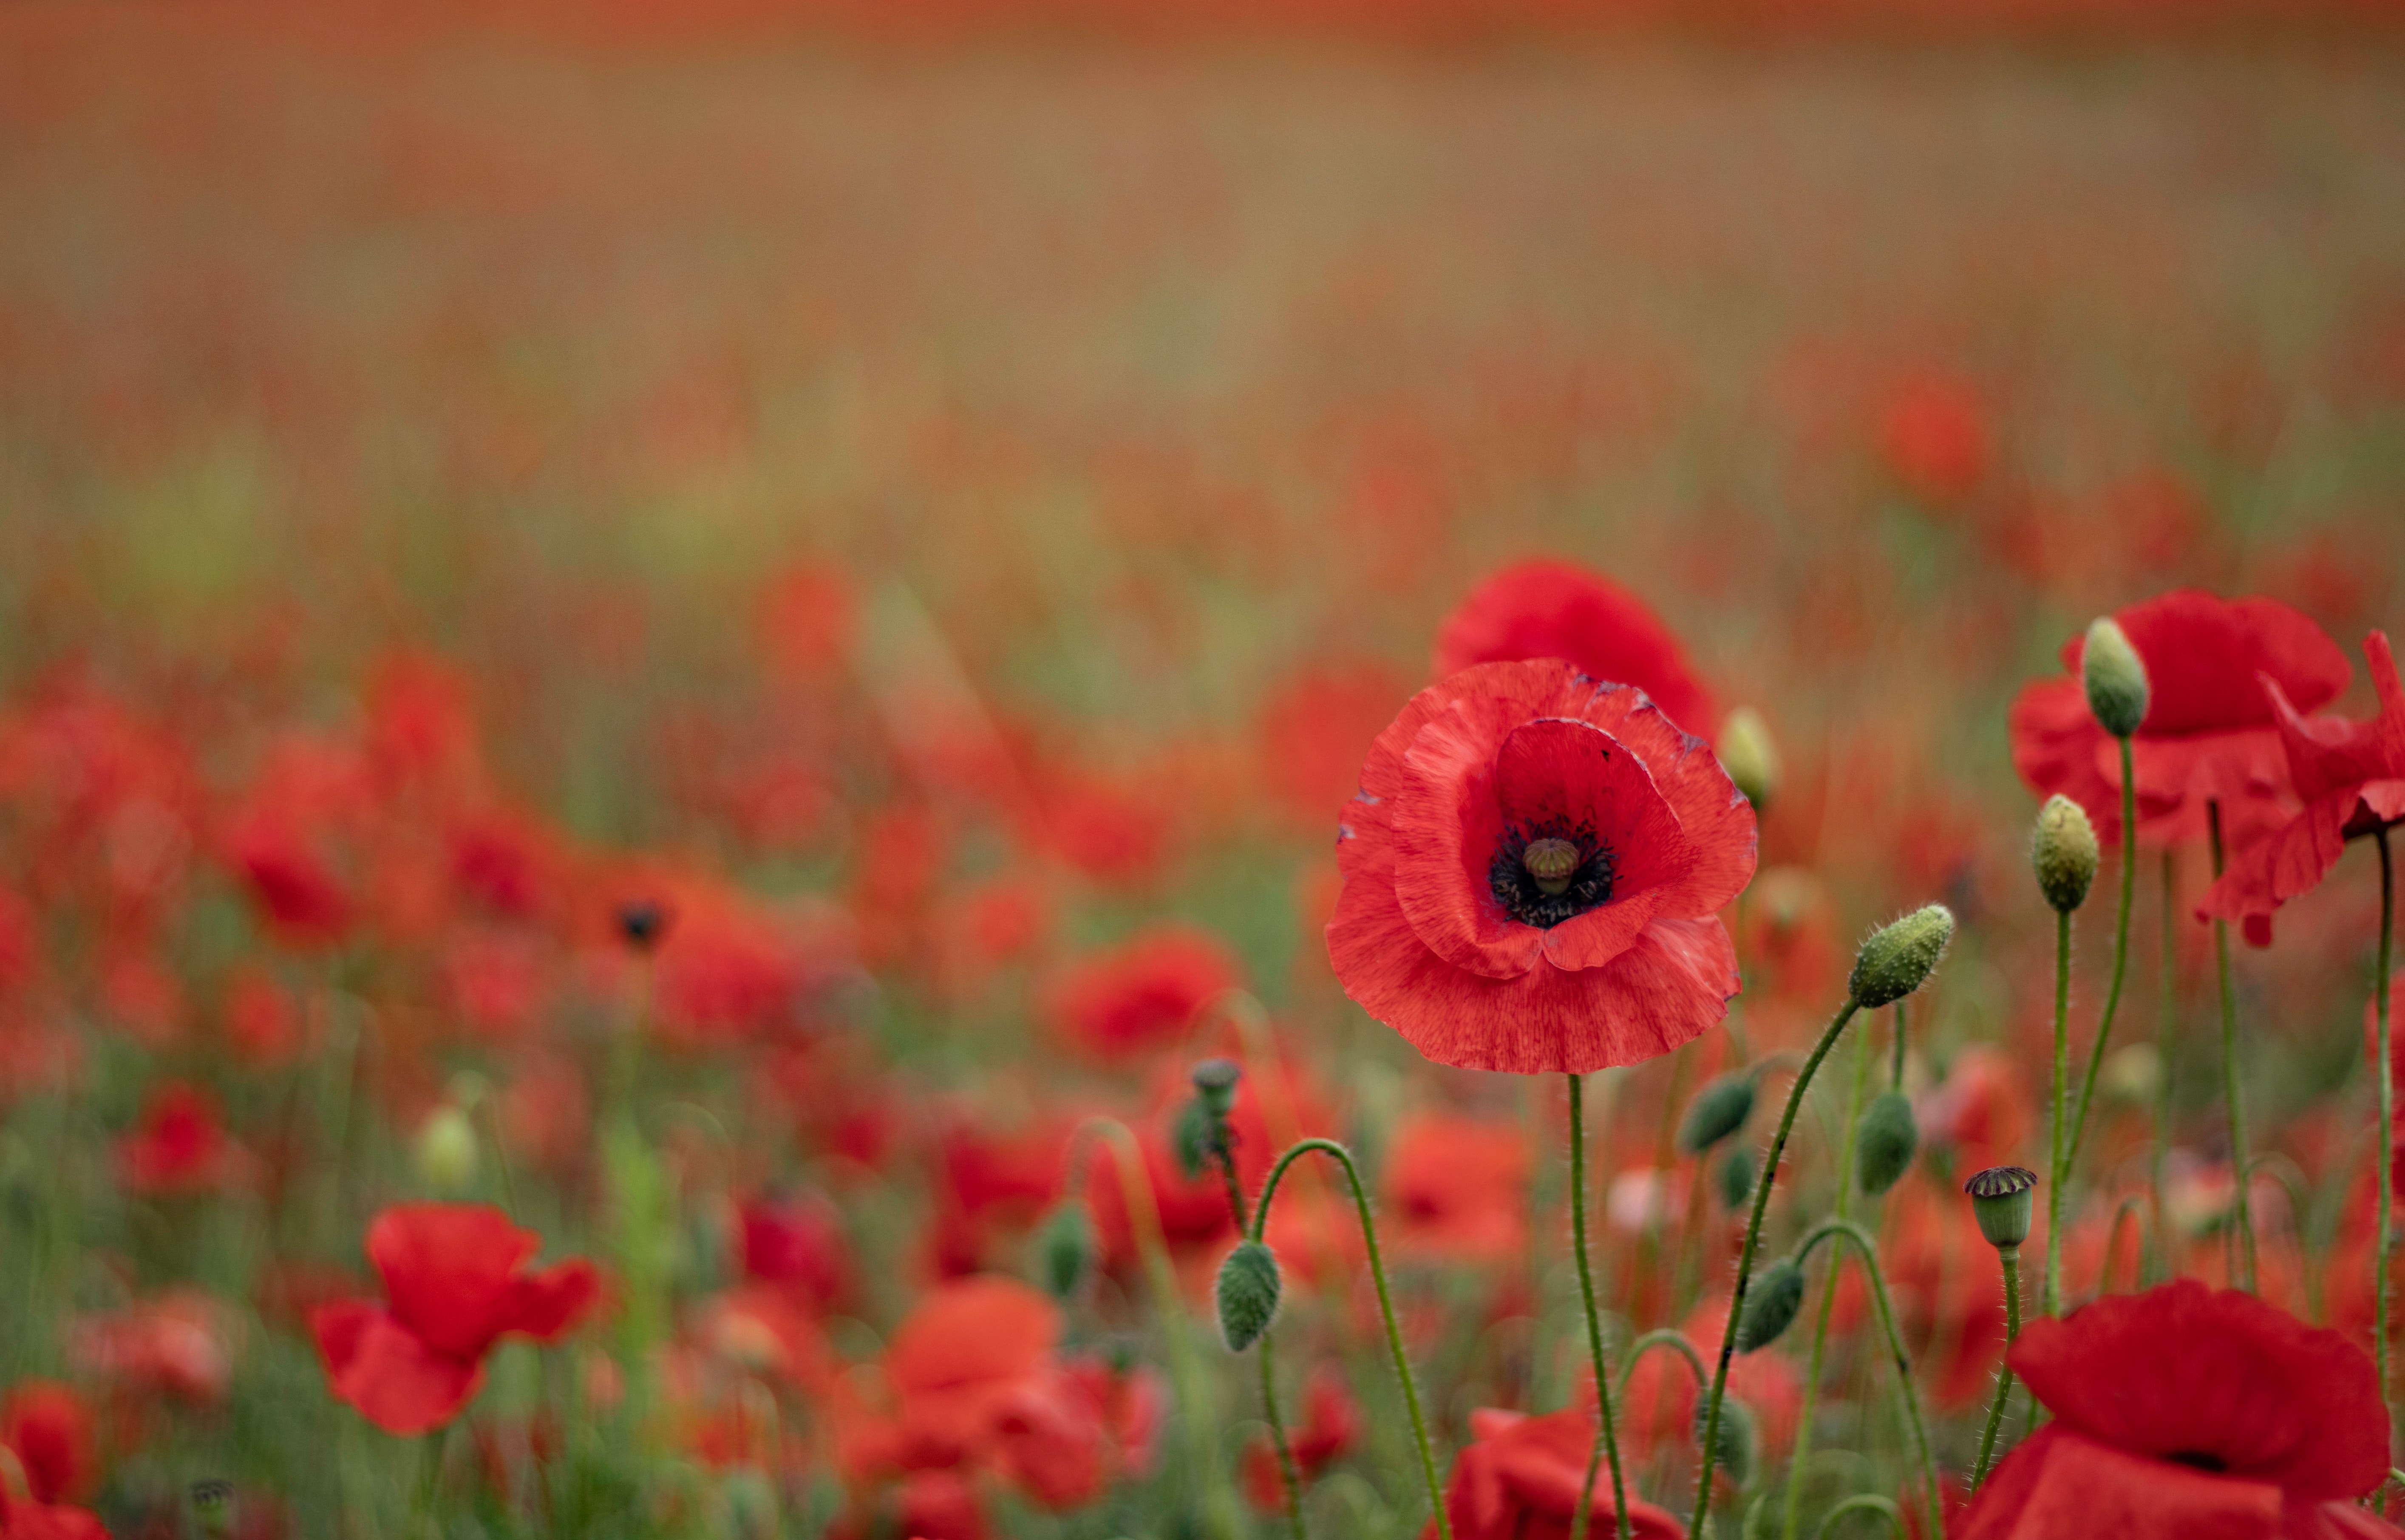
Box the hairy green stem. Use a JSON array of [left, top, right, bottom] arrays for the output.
[[2376, 828, 2396, 1427], [1567, 1074, 1634, 1540], [1258, 1330, 1305, 1540], [2045, 908, 2072, 1315], [1791, 1220, 1943, 1540], [1254, 1138, 1451, 1540], [1687, 999, 1861, 1540], [1969, 1246, 2023, 1490], [1779, 1023, 1877, 1540], [1891, 999, 1907, 1091], [2208, 802, 2258, 1292], [1812, 1494, 1906, 1540], [1615, 1328, 1710, 1400], [2063, 736, 2140, 1180], [2147, 848, 2177, 1287]]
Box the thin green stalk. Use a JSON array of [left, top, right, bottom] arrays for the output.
[[2045, 908, 2071, 1316], [2063, 736, 2140, 1178], [1615, 1328, 1710, 1399], [1969, 1246, 2023, 1489], [1791, 1220, 1943, 1540], [1258, 1330, 1305, 1540], [1812, 1495, 1906, 1540], [1780, 1024, 1877, 1540], [1254, 1138, 1452, 1540], [2374, 827, 2395, 1422], [1891, 999, 1907, 1091], [2208, 801, 2257, 1292], [2147, 848, 2177, 1287], [1687, 999, 1861, 1540], [1567, 1073, 1634, 1540]]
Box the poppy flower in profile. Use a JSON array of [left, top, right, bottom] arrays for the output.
[[1434, 561, 1715, 736], [1329, 659, 1755, 1075], [2008, 591, 2351, 854], [1046, 924, 1239, 1061], [312, 1203, 598, 1435], [1956, 1280, 2398, 1540], [1, 1381, 96, 1506], [2201, 631, 2405, 935], [1424, 1407, 1685, 1540]]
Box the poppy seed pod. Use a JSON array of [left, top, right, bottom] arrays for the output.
[[1190, 1058, 1242, 1121], [1215, 1240, 1282, 1352], [1854, 1090, 1920, 1197], [1736, 1257, 1805, 1351], [412, 1105, 479, 1195], [1036, 1198, 1095, 1301], [1677, 1073, 1756, 1155], [2032, 794, 2100, 914], [2081, 617, 2150, 739], [1848, 905, 1956, 1010], [1718, 1144, 1756, 1211], [1718, 708, 1781, 813], [1694, 1395, 1757, 1488], [1964, 1165, 2039, 1251]]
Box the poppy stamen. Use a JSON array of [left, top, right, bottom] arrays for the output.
[[2164, 1451, 2229, 1473], [1489, 822, 1616, 929]]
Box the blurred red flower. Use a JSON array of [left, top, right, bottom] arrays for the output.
[[115, 1081, 239, 1195], [1423, 1407, 1684, 1540], [69, 1290, 239, 1405], [737, 1190, 851, 1312], [1878, 374, 1990, 505], [311, 1203, 598, 1435], [0, 1382, 95, 1506], [0, 1492, 107, 1540], [1385, 1113, 1530, 1264], [2202, 631, 2405, 935], [1434, 561, 1716, 737], [2008, 591, 2351, 858], [1957, 1280, 2397, 1540], [1241, 1365, 1359, 1510], [1328, 659, 1754, 1075], [1046, 925, 1238, 1062]]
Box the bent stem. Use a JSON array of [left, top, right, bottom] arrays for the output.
[[1687, 999, 1861, 1540], [2148, 848, 2177, 1287], [1567, 1074, 1634, 1540], [1792, 1220, 1943, 1540], [1615, 1328, 1710, 1399], [2207, 801, 2258, 1292], [2045, 907, 2072, 1316], [2063, 737, 2140, 1196], [1811, 1495, 1906, 1540], [2377, 827, 2396, 1424], [1780, 1022, 1878, 1540], [1969, 1245, 2023, 1491], [1254, 1138, 1452, 1540]]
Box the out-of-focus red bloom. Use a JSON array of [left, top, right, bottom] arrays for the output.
[[116, 1081, 239, 1195], [1241, 1366, 1359, 1509], [221, 966, 302, 1067], [1957, 1280, 2397, 1540], [1046, 924, 1238, 1061], [737, 1190, 850, 1311], [756, 562, 858, 682], [1422, 1407, 1685, 1540], [220, 733, 377, 949], [1608, 1296, 1800, 1468], [929, 1115, 1074, 1277], [1878, 374, 1989, 505], [1256, 662, 1416, 826], [2009, 591, 2351, 855], [1433, 561, 1715, 736], [1385, 1113, 1530, 1264], [690, 1284, 831, 1394], [2203, 631, 2405, 934], [646, 879, 847, 1049], [69, 1290, 239, 1405], [440, 929, 550, 1040], [311, 1203, 598, 1435], [1328, 659, 1754, 1075], [0, 1492, 108, 1540], [1917, 1045, 2033, 1175], [1, 1383, 95, 1506], [842, 1275, 1066, 1491], [1039, 769, 1168, 887]]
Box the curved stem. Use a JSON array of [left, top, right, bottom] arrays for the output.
[[1687, 999, 1861, 1540], [1253, 1138, 1452, 1540], [2045, 908, 2071, 1316], [1811, 1495, 1906, 1540], [2064, 736, 2140, 1181], [2375, 827, 2395, 1427], [1567, 1074, 1634, 1540], [2147, 847, 2177, 1288], [1258, 1330, 1305, 1540], [1615, 1328, 1710, 1403], [1780, 1022, 1876, 1540], [2099, 1195, 2147, 1297], [1791, 1220, 1943, 1540], [2207, 801, 2258, 1292], [1969, 1246, 2023, 1490]]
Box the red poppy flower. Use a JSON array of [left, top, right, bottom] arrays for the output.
[[1422, 1407, 1685, 1540], [1878, 374, 1990, 505], [1384, 1114, 1530, 1264], [1434, 561, 1715, 736], [312, 1203, 598, 1435], [2010, 592, 2351, 860], [1045, 924, 1238, 1061], [1242, 1365, 1359, 1509], [737, 1190, 850, 1311], [1956, 1280, 2397, 1540], [69, 1289, 240, 1405], [1, 1382, 95, 1506], [115, 1081, 238, 1195], [1328, 659, 1754, 1075], [0, 1491, 108, 1540], [2201, 631, 2405, 933]]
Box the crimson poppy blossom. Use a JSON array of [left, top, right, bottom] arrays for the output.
[[1434, 561, 1715, 736], [1955, 1280, 2398, 1540], [1241, 1365, 1359, 1509], [0, 1491, 108, 1540], [2009, 591, 2351, 855], [0, 1382, 94, 1507], [1045, 924, 1239, 1061], [114, 1081, 239, 1195], [2201, 631, 2405, 933], [1328, 659, 1755, 1074], [312, 1203, 598, 1435], [1422, 1407, 1685, 1540]]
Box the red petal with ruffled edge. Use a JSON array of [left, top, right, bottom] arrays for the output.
[[312, 1300, 484, 1436], [1955, 1425, 2281, 1540], [369, 1203, 541, 1362], [509, 1258, 601, 1342], [1433, 560, 1716, 737]]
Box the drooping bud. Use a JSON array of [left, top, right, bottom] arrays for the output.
[[1854, 1090, 1920, 1197], [1677, 1073, 1756, 1155], [1694, 1395, 1757, 1488], [1215, 1240, 1282, 1352], [412, 1104, 480, 1195], [1521, 838, 1583, 896], [1848, 905, 1955, 1010], [1735, 1258, 1804, 1351], [1718, 708, 1782, 813], [1036, 1199, 1095, 1300], [1190, 1058, 1243, 1121], [2031, 795, 2100, 914], [1964, 1165, 2038, 1251], [1717, 1144, 1756, 1211], [2081, 617, 2150, 739]]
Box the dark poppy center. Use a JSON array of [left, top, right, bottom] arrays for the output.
[[1489, 821, 1616, 929], [2164, 1451, 2229, 1473]]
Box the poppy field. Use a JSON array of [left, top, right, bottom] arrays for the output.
[[2, 6, 2405, 1539]]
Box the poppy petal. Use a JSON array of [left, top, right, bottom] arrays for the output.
[[313, 1302, 483, 1435]]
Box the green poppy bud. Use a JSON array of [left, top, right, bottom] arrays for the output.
[[412, 1104, 480, 1195], [1964, 1165, 2039, 1251], [2082, 617, 2150, 739], [1694, 1395, 1757, 1489], [1718, 708, 1782, 813], [190, 1481, 234, 1540], [1717, 1144, 1756, 1211], [1172, 1098, 1215, 1182], [2032, 794, 2100, 914], [1036, 1199, 1095, 1300], [1191, 1058, 1242, 1121], [1735, 1258, 1804, 1351], [1854, 1090, 1920, 1197], [1848, 905, 1955, 1010], [1215, 1240, 1282, 1352], [1677, 1073, 1756, 1155]]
